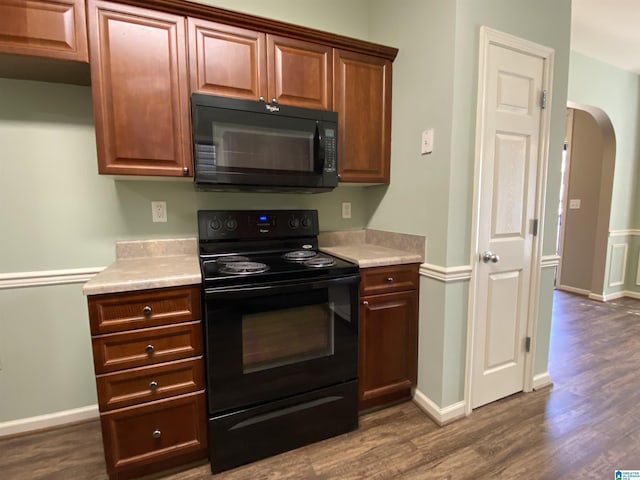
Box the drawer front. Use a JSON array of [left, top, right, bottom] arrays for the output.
[[92, 321, 203, 374], [88, 285, 201, 335], [360, 264, 419, 296], [96, 357, 204, 411], [101, 391, 207, 474]]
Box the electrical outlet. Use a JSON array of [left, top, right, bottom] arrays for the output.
[[342, 202, 352, 219], [569, 199, 581, 209], [151, 201, 167, 222]]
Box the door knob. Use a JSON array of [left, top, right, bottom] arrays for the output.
[[481, 251, 500, 263]]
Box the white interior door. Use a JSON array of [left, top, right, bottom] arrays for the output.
[[470, 29, 551, 409]]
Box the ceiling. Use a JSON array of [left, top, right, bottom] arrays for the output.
[[571, 0, 640, 74]]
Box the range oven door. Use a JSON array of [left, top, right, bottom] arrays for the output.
[[203, 274, 359, 415]]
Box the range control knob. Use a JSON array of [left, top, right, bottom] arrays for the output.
[[289, 216, 300, 229], [225, 218, 238, 231], [209, 217, 221, 231], [301, 216, 311, 228]]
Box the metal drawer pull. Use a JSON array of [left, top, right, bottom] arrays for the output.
[[362, 300, 369, 306], [145, 344, 155, 354], [149, 380, 158, 390], [152, 429, 161, 439], [142, 305, 152, 316], [387, 277, 394, 283]]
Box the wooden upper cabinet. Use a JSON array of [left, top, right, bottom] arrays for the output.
[[334, 49, 392, 183], [87, 0, 192, 176], [0, 0, 88, 62], [188, 19, 331, 109], [188, 18, 266, 100], [267, 35, 332, 110]]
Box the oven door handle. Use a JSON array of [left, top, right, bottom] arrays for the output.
[[204, 273, 360, 299]]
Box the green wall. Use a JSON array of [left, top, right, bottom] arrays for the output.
[[365, 0, 570, 407]]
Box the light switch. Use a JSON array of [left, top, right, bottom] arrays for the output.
[[421, 128, 434, 155], [569, 199, 581, 209]]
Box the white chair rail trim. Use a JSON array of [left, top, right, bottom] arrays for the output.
[[0, 267, 105, 290]]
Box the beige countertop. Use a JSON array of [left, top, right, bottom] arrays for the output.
[[319, 229, 425, 268], [82, 238, 200, 296], [321, 244, 422, 268]]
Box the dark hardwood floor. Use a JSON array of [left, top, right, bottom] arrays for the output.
[[2, 290, 640, 479]]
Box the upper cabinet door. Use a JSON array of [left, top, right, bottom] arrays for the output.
[[334, 50, 392, 184], [87, 0, 192, 176], [267, 35, 332, 110], [188, 18, 267, 100], [0, 0, 88, 61]]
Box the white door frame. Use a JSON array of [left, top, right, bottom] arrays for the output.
[[464, 26, 555, 414]]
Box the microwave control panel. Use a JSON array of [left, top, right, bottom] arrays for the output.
[[324, 128, 337, 172]]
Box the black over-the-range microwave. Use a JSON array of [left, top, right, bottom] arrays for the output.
[[191, 93, 338, 193]]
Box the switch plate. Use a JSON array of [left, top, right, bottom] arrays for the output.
[[569, 199, 581, 209], [342, 202, 352, 219], [421, 128, 434, 155], [151, 201, 167, 222]]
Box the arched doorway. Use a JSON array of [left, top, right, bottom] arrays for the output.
[[557, 103, 616, 298]]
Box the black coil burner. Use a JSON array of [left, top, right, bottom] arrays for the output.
[[282, 250, 317, 261]]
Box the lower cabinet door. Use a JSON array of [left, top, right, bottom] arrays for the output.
[[100, 391, 207, 479], [359, 290, 418, 410]]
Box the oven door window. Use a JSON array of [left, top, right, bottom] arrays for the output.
[[204, 278, 358, 414], [242, 303, 334, 373]]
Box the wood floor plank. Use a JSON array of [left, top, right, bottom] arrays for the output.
[[3, 291, 640, 479]]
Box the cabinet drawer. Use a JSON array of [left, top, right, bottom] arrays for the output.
[[101, 391, 207, 476], [360, 264, 419, 296], [92, 321, 203, 374], [88, 285, 201, 335], [96, 357, 204, 411]]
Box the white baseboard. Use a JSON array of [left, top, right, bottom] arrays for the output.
[[412, 389, 466, 426], [532, 372, 553, 390], [557, 285, 590, 296], [0, 404, 99, 438]]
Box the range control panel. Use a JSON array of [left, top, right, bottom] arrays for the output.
[[198, 210, 319, 241]]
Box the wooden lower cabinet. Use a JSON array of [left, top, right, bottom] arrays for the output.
[[87, 285, 207, 480], [359, 264, 419, 411], [101, 391, 207, 480]]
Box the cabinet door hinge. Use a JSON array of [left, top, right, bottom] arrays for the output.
[[540, 90, 548, 109], [532, 219, 539, 236], [525, 336, 532, 353]]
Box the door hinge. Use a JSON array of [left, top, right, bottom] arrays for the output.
[[532, 218, 539, 236], [525, 336, 532, 353], [540, 90, 548, 109]]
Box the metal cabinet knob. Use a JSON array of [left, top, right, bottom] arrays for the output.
[[182, 166, 189, 175], [152, 429, 161, 439], [142, 305, 152, 316], [259, 96, 265, 102], [272, 98, 278, 104], [149, 380, 158, 391], [387, 277, 394, 283], [481, 251, 500, 263], [145, 344, 155, 354]]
